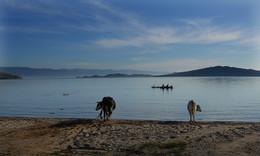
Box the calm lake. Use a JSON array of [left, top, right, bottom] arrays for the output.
[[0, 77, 260, 122]]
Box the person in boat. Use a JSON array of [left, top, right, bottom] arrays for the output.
[[162, 84, 165, 88], [166, 84, 169, 88]]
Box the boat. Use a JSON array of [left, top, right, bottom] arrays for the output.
[[151, 85, 173, 89]]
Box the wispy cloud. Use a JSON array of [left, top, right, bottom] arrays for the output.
[[94, 37, 146, 48], [86, 0, 143, 29], [186, 28, 241, 44], [130, 57, 146, 61], [83, 3, 246, 48], [91, 10, 243, 48], [1, 0, 246, 46], [179, 17, 217, 27], [2, 0, 259, 71], [82, 1, 245, 47], [146, 27, 183, 44], [95, 25, 242, 48], [236, 36, 260, 49]]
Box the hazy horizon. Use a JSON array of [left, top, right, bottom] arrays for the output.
[[1, 0, 260, 72], [1, 65, 260, 74]]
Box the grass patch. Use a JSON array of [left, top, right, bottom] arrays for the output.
[[139, 142, 158, 150], [52, 151, 60, 155], [196, 137, 203, 142], [161, 141, 186, 150], [137, 141, 187, 156]]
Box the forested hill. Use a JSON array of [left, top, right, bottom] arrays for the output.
[[159, 66, 260, 77], [0, 72, 22, 79]]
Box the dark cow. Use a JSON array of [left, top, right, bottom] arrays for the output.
[[96, 96, 116, 121]]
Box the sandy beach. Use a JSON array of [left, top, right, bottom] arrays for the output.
[[0, 117, 260, 156]]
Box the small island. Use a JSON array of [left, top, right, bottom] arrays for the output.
[[0, 72, 22, 79], [159, 66, 260, 77], [77, 73, 153, 78]]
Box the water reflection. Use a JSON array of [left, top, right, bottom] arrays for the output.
[[161, 88, 173, 94], [194, 77, 252, 84]]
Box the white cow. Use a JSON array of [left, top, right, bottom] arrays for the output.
[[187, 100, 202, 122]]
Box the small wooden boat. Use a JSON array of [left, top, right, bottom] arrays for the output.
[[151, 85, 173, 89], [161, 86, 173, 89]]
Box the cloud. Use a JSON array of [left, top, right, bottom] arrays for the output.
[[187, 28, 241, 44], [83, 2, 244, 46], [86, 0, 143, 28], [86, 2, 244, 47], [130, 57, 146, 61], [235, 36, 260, 48], [146, 27, 183, 44], [94, 37, 146, 48], [92, 13, 243, 48], [1, 0, 245, 46], [179, 17, 217, 27], [95, 26, 242, 48]]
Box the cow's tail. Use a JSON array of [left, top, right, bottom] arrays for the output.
[[191, 100, 196, 114], [112, 103, 116, 110]]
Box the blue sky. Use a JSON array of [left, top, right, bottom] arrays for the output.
[[0, 0, 259, 72]]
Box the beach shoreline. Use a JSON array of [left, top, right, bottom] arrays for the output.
[[1, 117, 260, 155]]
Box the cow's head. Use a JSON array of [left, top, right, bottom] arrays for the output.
[[96, 102, 103, 111], [196, 105, 202, 112]]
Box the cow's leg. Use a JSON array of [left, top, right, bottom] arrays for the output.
[[103, 109, 106, 121], [189, 113, 192, 122], [99, 110, 103, 119], [193, 114, 196, 122], [109, 112, 112, 120]]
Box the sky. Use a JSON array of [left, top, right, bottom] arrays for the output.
[[0, 0, 260, 73]]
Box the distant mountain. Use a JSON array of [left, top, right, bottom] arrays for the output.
[[0, 72, 22, 79], [159, 66, 260, 77], [0, 67, 163, 78], [77, 73, 153, 78], [105, 73, 153, 77]]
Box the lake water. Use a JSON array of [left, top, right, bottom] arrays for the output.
[[0, 77, 260, 122]]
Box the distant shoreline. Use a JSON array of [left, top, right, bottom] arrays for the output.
[[1, 117, 260, 155], [1, 66, 260, 78]]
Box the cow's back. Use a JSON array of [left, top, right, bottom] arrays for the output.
[[187, 100, 196, 115], [102, 96, 116, 112]]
